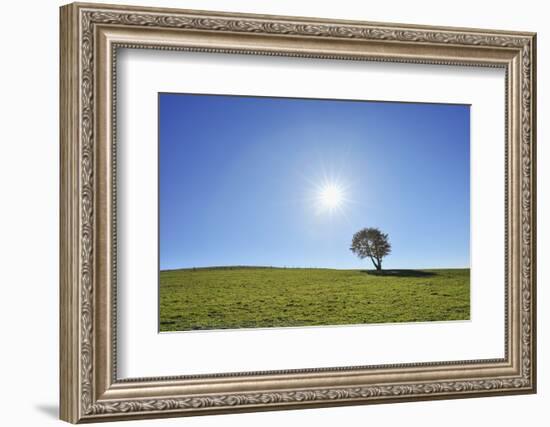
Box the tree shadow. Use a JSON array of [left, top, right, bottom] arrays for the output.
[[361, 269, 436, 277]]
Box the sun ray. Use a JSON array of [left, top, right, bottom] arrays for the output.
[[319, 183, 344, 209], [310, 176, 352, 217]]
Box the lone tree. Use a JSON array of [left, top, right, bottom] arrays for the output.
[[350, 227, 391, 271]]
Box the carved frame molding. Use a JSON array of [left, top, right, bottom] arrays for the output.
[[60, 2, 536, 423]]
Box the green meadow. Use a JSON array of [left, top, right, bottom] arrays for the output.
[[159, 267, 470, 332]]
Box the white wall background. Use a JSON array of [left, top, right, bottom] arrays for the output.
[[0, 1, 545, 426]]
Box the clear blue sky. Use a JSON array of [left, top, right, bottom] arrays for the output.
[[159, 93, 470, 270]]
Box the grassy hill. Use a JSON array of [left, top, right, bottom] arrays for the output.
[[159, 267, 470, 331]]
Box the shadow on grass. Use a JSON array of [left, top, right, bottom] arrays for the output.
[[362, 269, 436, 277]]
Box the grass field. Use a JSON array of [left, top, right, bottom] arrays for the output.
[[159, 267, 470, 331]]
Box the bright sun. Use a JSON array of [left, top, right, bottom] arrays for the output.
[[308, 173, 351, 216], [319, 184, 344, 209]]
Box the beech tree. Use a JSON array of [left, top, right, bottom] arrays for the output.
[[350, 227, 391, 271]]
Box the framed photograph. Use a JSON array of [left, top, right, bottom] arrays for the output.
[[60, 2, 537, 423]]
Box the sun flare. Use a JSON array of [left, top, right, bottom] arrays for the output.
[[311, 178, 350, 216], [319, 184, 344, 209]]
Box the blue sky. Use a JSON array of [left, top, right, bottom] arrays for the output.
[[159, 93, 470, 270]]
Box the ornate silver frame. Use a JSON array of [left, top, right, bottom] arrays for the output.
[[60, 2, 537, 423]]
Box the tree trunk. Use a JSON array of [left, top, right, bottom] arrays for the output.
[[369, 257, 382, 271], [369, 257, 378, 270]]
